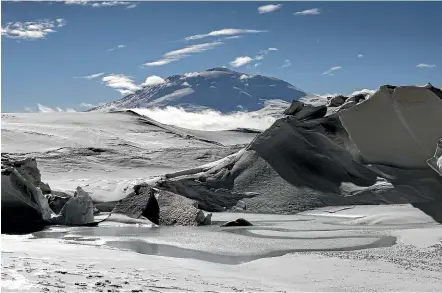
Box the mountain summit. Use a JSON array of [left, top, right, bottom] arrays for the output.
[[90, 68, 308, 112]]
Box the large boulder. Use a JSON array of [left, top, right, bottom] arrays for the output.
[[221, 218, 253, 227], [156, 189, 211, 226], [1, 155, 55, 234], [112, 184, 160, 224], [50, 187, 95, 226], [340, 85, 442, 169]]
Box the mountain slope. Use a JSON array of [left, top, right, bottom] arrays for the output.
[[90, 67, 308, 112]]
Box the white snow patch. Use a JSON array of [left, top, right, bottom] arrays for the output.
[[147, 88, 195, 107], [141, 75, 166, 87]]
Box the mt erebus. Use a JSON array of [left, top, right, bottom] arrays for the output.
[[90, 67, 310, 112]]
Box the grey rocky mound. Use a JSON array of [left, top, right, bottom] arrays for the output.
[[112, 184, 160, 224], [112, 183, 211, 226], [156, 188, 211, 226], [152, 84, 442, 215], [327, 95, 347, 107]]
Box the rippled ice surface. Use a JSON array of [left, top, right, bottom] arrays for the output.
[[31, 210, 406, 265]]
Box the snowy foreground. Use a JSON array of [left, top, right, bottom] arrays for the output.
[[2, 204, 442, 292]]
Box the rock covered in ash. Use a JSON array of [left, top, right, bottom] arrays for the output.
[[152, 85, 442, 214], [221, 218, 253, 227], [112, 184, 160, 224]]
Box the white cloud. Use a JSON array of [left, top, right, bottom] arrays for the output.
[[126, 3, 137, 9], [232, 47, 278, 68], [182, 72, 201, 78], [144, 58, 177, 67], [144, 41, 223, 67], [322, 66, 342, 75], [294, 8, 320, 15], [230, 56, 254, 68], [256, 47, 278, 60], [358, 54, 364, 58], [185, 28, 266, 41], [56, 19, 67, 28], [108, 44, 126, 51], [101, 74, 141, 95], [133, 106, 277, 131], [1, 19, 67, 40], [258, 4, 282, 14], [37, 104, 55, 113], [65, 0, 88, 5], [65, 0, 136, 8], [416, 63, 436, 68], [254, 63, 261, 68], [224, 36, 242, 40], [76, 72, 105, 80], [36, 104, 76, 113], [281, 59, 291, 68], [141, 75, 166, 87], [80, 102, 96, 108]]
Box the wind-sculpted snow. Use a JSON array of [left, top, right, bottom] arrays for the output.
[[1, 111, 257, 203], [90, 67, 308, 113]]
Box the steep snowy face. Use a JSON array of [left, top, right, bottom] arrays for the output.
[[91, 68, 308, 112]]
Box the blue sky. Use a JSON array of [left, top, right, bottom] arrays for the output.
[[2, 1, 441, 112]]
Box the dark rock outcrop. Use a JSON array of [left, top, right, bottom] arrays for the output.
[[1, 155, 54, 234], [112, 183, 211, 226], [45, 191, 71, 214], [221, 218, 253, 227], [112, 184, 160, 224], [156, 189, 211, 226], [284, 101, 327, 120], [327, 95, 347, 107]]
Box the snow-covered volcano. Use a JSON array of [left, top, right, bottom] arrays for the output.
[[90, 67, 308, 112]]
